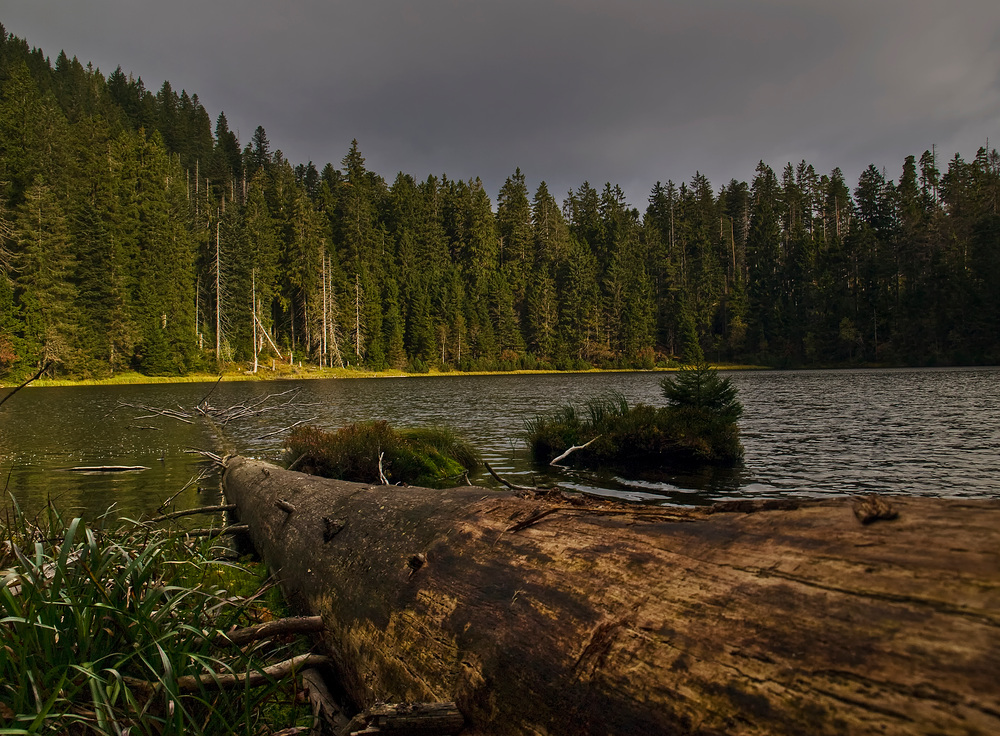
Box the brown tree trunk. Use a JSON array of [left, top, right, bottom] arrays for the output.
[[223, 457, 1000, 735]]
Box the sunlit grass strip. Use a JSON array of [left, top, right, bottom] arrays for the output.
[[0, 504, 312, 735], [15, 363, 768, 389]]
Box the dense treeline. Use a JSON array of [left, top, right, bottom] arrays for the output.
[[1, 27, 998, 380]]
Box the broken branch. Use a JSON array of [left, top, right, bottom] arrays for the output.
[[0, 360, 53, 410], [217, 616, 325, 647], [149, 504, 237, 524], [549, 435, 601, 466], [483, 461, 536, 492]]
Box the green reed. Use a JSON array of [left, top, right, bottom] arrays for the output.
[[0, 503, 310, 735]]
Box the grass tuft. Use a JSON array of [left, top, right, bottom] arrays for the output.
[[285, 422, 480, 487], [0, 503, 313, 735]]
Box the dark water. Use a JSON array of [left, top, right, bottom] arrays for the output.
[[1, 367, 998, 518]]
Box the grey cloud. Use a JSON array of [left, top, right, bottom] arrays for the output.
[[3, 0, 998, 205]]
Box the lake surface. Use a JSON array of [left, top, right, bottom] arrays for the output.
[[1, 367, 998, 519]]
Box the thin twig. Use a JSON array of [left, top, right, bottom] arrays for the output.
[[0, 360, 52, 410], [184, 448, 226, 466], [149, 504, 236, 524], [256, 417, 317, 441], [216, 616, 325, 647], [286, 453, 308, 473], [159, 467, 215, 511], [196, 375, 224, 411], [483, 461, 536, 492], [184, 524, 250, 538]]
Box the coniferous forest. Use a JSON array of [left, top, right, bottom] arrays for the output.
[[1, 27, 999, 381]]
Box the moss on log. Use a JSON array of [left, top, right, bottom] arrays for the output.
[[223, 457, 1000, 735]]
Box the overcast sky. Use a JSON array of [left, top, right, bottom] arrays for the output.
[[4, 1, 999, 207]]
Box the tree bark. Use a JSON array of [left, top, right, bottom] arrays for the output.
[[223, 457, 1000, 735]]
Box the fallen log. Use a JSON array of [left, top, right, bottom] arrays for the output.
[[223, 457, 1000, 735]]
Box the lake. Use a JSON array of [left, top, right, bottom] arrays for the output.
[[1, 367, 998, 519]]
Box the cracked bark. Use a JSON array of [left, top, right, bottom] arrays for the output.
[[224, 457, 1000, 736]]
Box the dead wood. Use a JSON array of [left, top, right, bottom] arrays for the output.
[[184, 524, 249, 538], [219, 616, 326, 647], [224, 457, 1000, 736], [0, 360, 52, 410], [149, 504, 237, 524], [302, 667, 350, 734], [123, 653, 332, 694], [341, 702, 464, 736], [63, 465, 149, 473], [482, 461, 535, 492], [159, 466, 217, 510], [548, 434, 601, 466], [853, 493, 899, 524]]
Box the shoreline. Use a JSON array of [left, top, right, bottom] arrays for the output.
[[9, 363, 770, 389]]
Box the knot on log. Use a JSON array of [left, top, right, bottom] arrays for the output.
[[275, 499, 297, 514], [323, 516, 346, 542], [853, 494, 899, 525], [407, 553, 426, 575]]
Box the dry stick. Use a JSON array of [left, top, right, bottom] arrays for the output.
[[301, 667, 350, 734], [217, 616, 325, 647], [253, 312, 285, 360], [118, 402, 195, 424], [122, 653, 332, 694], [505, 507, 561, 533], [0, 360, 52, 410], [378, 451, 390, 485], [217, 388, 302, 422], [184, 524, 249, 538], [256, 417, 318, 441], [184, 447, 226, 466], [286, 452, 308, 473], [196, 374, 224, 412], [483, 461, 536, 492], [159, 467, 215, 511], [149, 504, 237, 524], [549, 435, 602, 466]]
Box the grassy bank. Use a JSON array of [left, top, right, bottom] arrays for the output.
[[15, 363, 767, 389], [0, 505, 319, 735]]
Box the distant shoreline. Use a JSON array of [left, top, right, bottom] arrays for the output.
[[12, 363, 770, 389]]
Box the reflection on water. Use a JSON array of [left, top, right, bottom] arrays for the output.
[[1, 367, 998, 518]]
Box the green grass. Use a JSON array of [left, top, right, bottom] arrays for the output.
[[285, 422, 480, 487], [0, 503, 313, 735], [8, 362, 768, 389], [526, 365, 745, 470]]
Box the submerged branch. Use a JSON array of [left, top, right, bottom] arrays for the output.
[[483, 461, 536, 492]]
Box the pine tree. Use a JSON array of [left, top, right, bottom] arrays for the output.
[[11, 177, 77, 369]]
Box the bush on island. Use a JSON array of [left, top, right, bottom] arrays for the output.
[[285, 421, 480, 487], [526, 362, 743, 469]]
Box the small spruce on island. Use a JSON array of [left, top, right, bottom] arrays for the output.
[[526, 362, 744, 469]]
